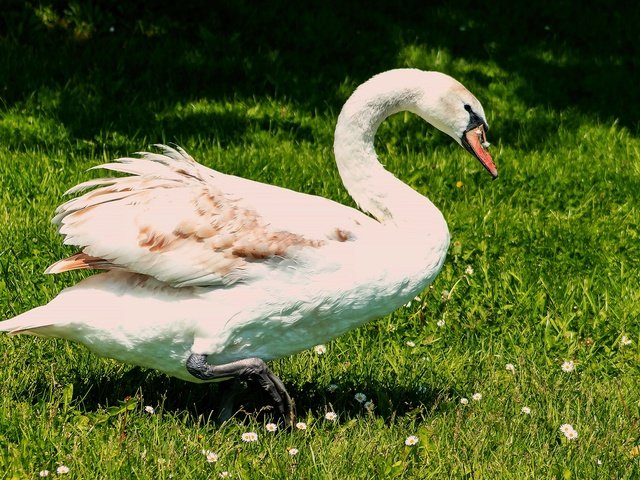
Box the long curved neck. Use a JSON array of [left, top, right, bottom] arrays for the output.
[[333, 70, 445, 228]]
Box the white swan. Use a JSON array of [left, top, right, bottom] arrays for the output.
[[0, 69, 496, 422]]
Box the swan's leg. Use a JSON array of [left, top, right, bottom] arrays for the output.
[[186, 354, 295, 425]]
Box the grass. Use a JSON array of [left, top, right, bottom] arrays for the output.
[[1, 1, 640, 478]]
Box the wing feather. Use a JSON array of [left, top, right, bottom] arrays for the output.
[[48, 145, 361, 288]]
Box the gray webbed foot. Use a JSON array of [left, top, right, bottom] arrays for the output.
[[186, 354, 295, 425]]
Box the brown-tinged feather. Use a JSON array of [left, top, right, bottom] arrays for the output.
[[45, 253, 116, 274]]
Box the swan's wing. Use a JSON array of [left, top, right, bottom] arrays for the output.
[[48, 145, 372, 287]]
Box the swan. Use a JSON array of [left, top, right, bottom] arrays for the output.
[[0, 69, 496, 423]]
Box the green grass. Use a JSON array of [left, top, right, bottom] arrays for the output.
[[1, 1, 640, 478]]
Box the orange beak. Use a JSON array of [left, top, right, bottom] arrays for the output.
[[461, 124, 498, 179]]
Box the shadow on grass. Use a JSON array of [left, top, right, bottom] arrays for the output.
[[16, 363, 454, 425], [1, 0, 638, 153]]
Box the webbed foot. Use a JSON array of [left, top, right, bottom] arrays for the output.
[[186, 354, 295, 425]]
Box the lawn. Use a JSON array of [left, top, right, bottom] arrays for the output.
[[1, 1, 639, 478]]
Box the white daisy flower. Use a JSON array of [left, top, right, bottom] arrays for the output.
[[219, 472, 230, 478], [354, 392, 367, 403], [313, 344, 327, 355], [287, 447, 299, 456], [364, 401, 375, 411], [472, 392, 482, 401], [465, 265, 474, 275], [241, 432, 258, 442], [327, 384, 338, 393], [406, 341, 416, 347], [521, 406, 531, 415], [295, 422, 307, 430], [559, 423, 574, 434], [39, 471, 50, 478], [144, 405, 155, 414], [620, 335, 632, 346], [505, 363, 516, 374], [460, 397, 469, 405], [561, 360, 575, 373], [265, 422, 278, 432], [441, 290, 450, 302], [565, 429, 578, 440], [324, 412, 337, 421], [404, 435, 419, 446], [56, 466, 70, 475], [436, 319, 445, 328], [202, 450, 218, 463]]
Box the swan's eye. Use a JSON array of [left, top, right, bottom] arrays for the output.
[[464, 104, 472, 112]]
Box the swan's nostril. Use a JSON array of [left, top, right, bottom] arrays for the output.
[[476, 125, 489, 149]]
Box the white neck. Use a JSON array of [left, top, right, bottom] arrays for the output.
[[333, 70, 447, 229]]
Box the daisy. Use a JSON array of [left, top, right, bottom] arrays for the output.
[[265, 422, 278, 432], [436, 319, 445, 328], [441, 290, 450, 302], [313, 344, 327, 355], [565, 429, 578, 440], [559, 424, 578, 440], [559, 424, 573, 434], [460, 397, 469, 405], [287, 447, 299, 456], [620, 335, 632, 346], [354, 392, 367, 403], [561, 360, 575, 373], [56, 466, 70, 475], [505, 363, 516, 374], [144, 405, 155, 414], [327, 384, 338, 393], [364, 401, 375, 411], [521, 406, 531, 415], [202, 450, 218, 463], [39, 471, 49, 478], [405, 435, 419, 446], [472, 392, 482, 401], [406, 341, 416, 347], [295, 422, 307, 430], [465, 265, 474, 276], [324, 412, 337, 421], [219, 472, 230, 478], [241, 432, 258, 442]]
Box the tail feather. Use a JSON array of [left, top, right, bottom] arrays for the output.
[[0, 306, 55, 335]]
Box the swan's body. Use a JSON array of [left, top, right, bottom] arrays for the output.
[[1, 69, 496, 418]]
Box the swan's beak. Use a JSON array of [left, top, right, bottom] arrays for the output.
[[461, 124, 498, 179]]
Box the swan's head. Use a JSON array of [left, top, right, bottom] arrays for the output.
[[335, 69, 497, 180], [413, 71, 498, 179]]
